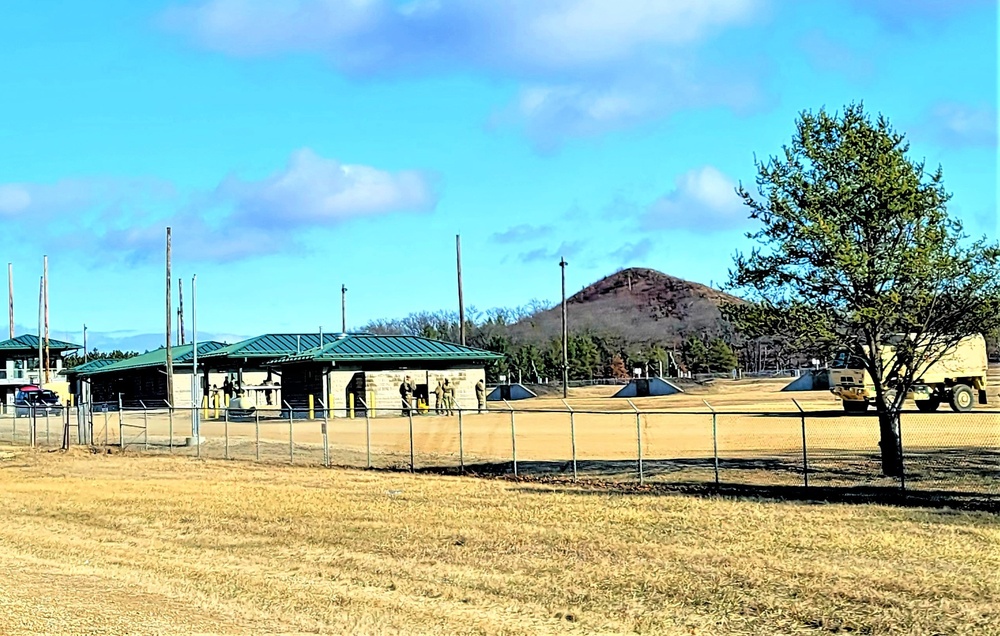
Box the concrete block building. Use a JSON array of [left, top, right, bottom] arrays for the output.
[[273, 334, 501, 417]]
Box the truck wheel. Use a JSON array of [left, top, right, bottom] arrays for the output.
[[949, 385, 975, 412], [842, 400, 868, 413], [915, 398, 940, 412]]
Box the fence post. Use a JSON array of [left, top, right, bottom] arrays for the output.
[[285, 401, 294, 464], [322, 399, 330, 468], [11, 408, 15, 445], [408, 399, 415, 473], [224, 404, 230, 460], [167, 402, 174, 453], [254, 408, 260, 462], [793, 399, 808, 488], [705, 400, 719, 487], [139, 401, 149, 451], [457, 402, 464, 473], [360, 397, 371, 469], [45, 408, 50, 446], [562, 399, 577, 481], [118, 394, 124, 450], [103, 409, 108, 447], [627, 400, 643, 485], [504, 400, 517, 477]]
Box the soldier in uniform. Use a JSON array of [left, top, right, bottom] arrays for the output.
[[433, 379, 445, 414], [399, 376, 415, 416], [475, 379, 486, 413], [443, 379, 455, 416]]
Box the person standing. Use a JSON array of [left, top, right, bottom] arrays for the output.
[[399, 376, 415, 416], [475, 379, 486, 413], [222, 377, 233, 405], [433, 380, 445, 414], [442, 379, 455, 416]]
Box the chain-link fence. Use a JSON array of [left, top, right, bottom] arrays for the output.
[[2, 399, 996, 498]]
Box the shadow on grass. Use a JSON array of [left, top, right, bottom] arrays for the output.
[[415, 451, 1000, 513]]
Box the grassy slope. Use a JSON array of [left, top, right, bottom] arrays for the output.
[[0, 450, 997, 635]]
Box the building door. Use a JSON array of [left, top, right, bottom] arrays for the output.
[[346, 372, 367, 416]]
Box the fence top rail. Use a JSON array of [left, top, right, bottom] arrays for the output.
[[85, 402, 897, 418]]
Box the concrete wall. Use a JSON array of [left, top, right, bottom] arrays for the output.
[[338, 366, 485, 417]]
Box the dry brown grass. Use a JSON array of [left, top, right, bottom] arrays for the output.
[[1, 448, 998, 635]]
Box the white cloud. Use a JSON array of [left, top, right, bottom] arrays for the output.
[[0, 149, 438, 264], [643, 166, 747, 231], [920, 102, 997, 148], [163, 0, 764, 146], [218, 148, 436, 227]]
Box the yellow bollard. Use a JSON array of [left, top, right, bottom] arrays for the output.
[[202, 395, 208, 420], [349, 393, 355, 419], [328, 393, 334, 419], [308, 394, 315, 420], [225, 395, 231, 408]]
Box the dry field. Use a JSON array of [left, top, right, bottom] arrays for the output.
[[3, 379, 998, 494], [1, 449, 998, 635]]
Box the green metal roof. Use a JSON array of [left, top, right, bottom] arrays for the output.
[[0, 334, 81, 351], [79, 341, 226, 376], [60, 358, 119, 376], [275, 334, 503, 364], [201, 333, 350, 359]]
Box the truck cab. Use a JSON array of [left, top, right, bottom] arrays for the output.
[[828, 334, 988, 413]]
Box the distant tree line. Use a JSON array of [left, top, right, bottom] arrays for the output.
[[362, 304, 740, 384], [63, 349, 138, 369]]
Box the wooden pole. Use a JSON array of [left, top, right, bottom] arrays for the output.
[[178, 278, 185, 345], [43, 255, 48, 383], [165, 228, 174, 407], [456, 235, 465, 346], [560, 257, 569, 399], [7, 263, 13, 339]]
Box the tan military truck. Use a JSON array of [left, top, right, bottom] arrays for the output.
[[829, 334, 988, 413]]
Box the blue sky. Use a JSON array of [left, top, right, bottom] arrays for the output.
[[0, 0, 996, 351]]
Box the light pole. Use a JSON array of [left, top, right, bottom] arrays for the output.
[[560, 257, 569, 399]]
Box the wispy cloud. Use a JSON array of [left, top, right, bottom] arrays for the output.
[[610, 239, 654, 264], [848, 0, 994, 32], [163, 0, 765, 148], [916, 102, 997, 149], [518, 241, 586, 264], [0, 149, 438, 264], [491, 224, 553, 244], [642, 166, 747, 232]]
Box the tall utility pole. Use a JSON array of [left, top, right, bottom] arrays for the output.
[[165, 228, 174, 406], [191, 275, 199, 438], [456, 234, 465, 346], [7, 263, 13, 339], [43, 255, 49, 383], [560, 257, 569, 398], [37, 276, 42, 386], [83, 324, 87, 364], [178, 278, 185, 345], [341, 284, 347, 333]]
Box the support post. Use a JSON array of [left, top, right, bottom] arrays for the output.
[[168, 403, 174, 452], [705, 400, 719, 487], [140, 401, 148, 451], [793, 399, 808, 488], [562, 399, 577, 481], [341, 284, 347, 333], [628, 399, 643, 485], [224, 404, 229, 460], [118, 393, 124, 450], [165, 228, 173, 411]]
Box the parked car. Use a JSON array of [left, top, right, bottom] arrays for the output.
[[14, 385, 61, 417]]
